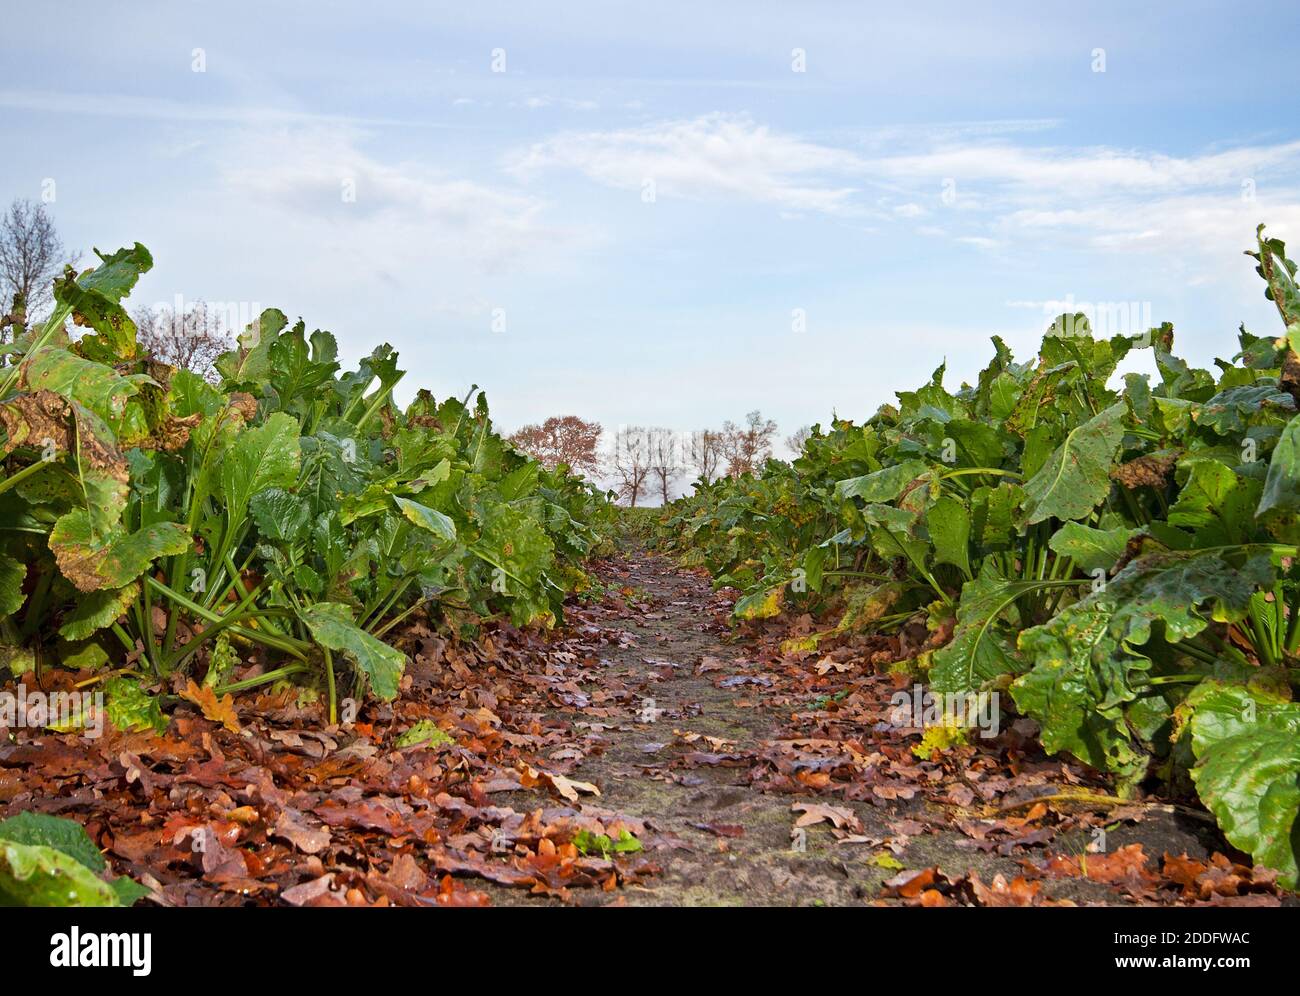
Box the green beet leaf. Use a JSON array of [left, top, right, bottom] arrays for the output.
[[48, 516, 190, 593], [925, 494, 972, 578], [0, 812, 106, 872], [1021, 402, 1126, 524], [1258, 413, 1300, 516], [57, 582, 140, 641], [1047, 521, 1135, 573], [394, 496, 457, 544], [1187, 682, 1300, 888], [219, 411, 301, 525], [1013, 550, 1275, 784], [0, 554, 25, 618], [929, 565, 1050, 694], [300, 601, 407, 701], [836, 460, 927, 504], [0, 811, 145, 907], [0, 840, 121, 907]]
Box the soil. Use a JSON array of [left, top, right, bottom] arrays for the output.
[[484, 548, 1230, 907]]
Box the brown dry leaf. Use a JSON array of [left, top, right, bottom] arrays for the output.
[[882, 867, 937, 899], [1161, 851, 1278, 901], [272, 809, 331, 855], [383, 853, 429, 892], [282, 873, 344, 906], [179, 680, 241, 733], [117, 750, 156, 792], [1161, 852, 1208, 897], [1037, 843, 1156, 888], [673, 729, 737, 750], [108, 829, 165, 863], [691, 822, 745, 839], [550, 772, 600, 802], [190, 824, 247, 880], [225, 805, 260, 825], [518, 762, 600, 802], [791, 801, 863, 833], [815, 656, 854, 675], [795, 770, 832, 790], [1004, 801, 1048, 827], [1081, 843, 1155, 885], [970, 872, 1042, 907]]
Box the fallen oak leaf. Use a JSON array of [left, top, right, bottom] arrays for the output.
[[791, 802, 863, 834], [969, 872, 1043, 907], [1033, 843, 1157, 887], [282, 873, 344, 906], [795, 771, 833, 790], [1161, 852, 1208, 897], [116, 750, 158, 792], [224, 805, 260, 826], [1077, 843, 1157, 886], [550, 772, 600, 803], [189, 824, 247, 880], [518, 762, 600, 803], [107, 828, 165, 863], [271, 809, 331, 855], [815, 656, 855, 675], [1191, 893, 1281, 907], [882, 866, 937, 899], [1004, 801, 1049, 827], [382, 852, 429, 892], [432, 874, 491, 907], [179, 680, 241, 734], [1161, 852, 1279, 901], [690, 822, 745, 839]]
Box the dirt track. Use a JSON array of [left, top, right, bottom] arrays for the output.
[[489, 548, 1228, 906]]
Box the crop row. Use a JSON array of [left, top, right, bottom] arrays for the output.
[[0, 243, 615, 728], [656, 226, 1300, 886]]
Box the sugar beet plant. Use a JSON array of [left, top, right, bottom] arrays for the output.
[[659, 226, 1300, 886], [0, 243, 613, 726]]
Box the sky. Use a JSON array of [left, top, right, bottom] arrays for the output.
[[3, 1, 1300, 459]]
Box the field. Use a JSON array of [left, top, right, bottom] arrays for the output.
[[0, 227, 1297, 908]]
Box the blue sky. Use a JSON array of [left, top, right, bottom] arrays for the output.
[[3, 1, 1300, 453]]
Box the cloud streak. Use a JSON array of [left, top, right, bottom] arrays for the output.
[[511, 113, 868, 216], [220, 125, 587, 276], [512, 112, 1300, 258]]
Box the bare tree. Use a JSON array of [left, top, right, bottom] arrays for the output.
[[646, 428, 681, 504], [722, 410, 778, 477], [508, 415, 603, 476], [134, 300, 233, 380], [786, 425, 812, 456], [688, 429, 725, 484], [611, 425, 652, 507], [0, 199, 76, 336]]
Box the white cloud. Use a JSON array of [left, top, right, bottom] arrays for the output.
[[517, 95, 600, 111], [0, 87, 459, 131], [509, 113, 1300, 262], [220, 125, 586, 274], [510, 113, 867, 215], [999, 193, 1300, 259], [866, 141, 1300, 194], [864, 141, 1300, 258]]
